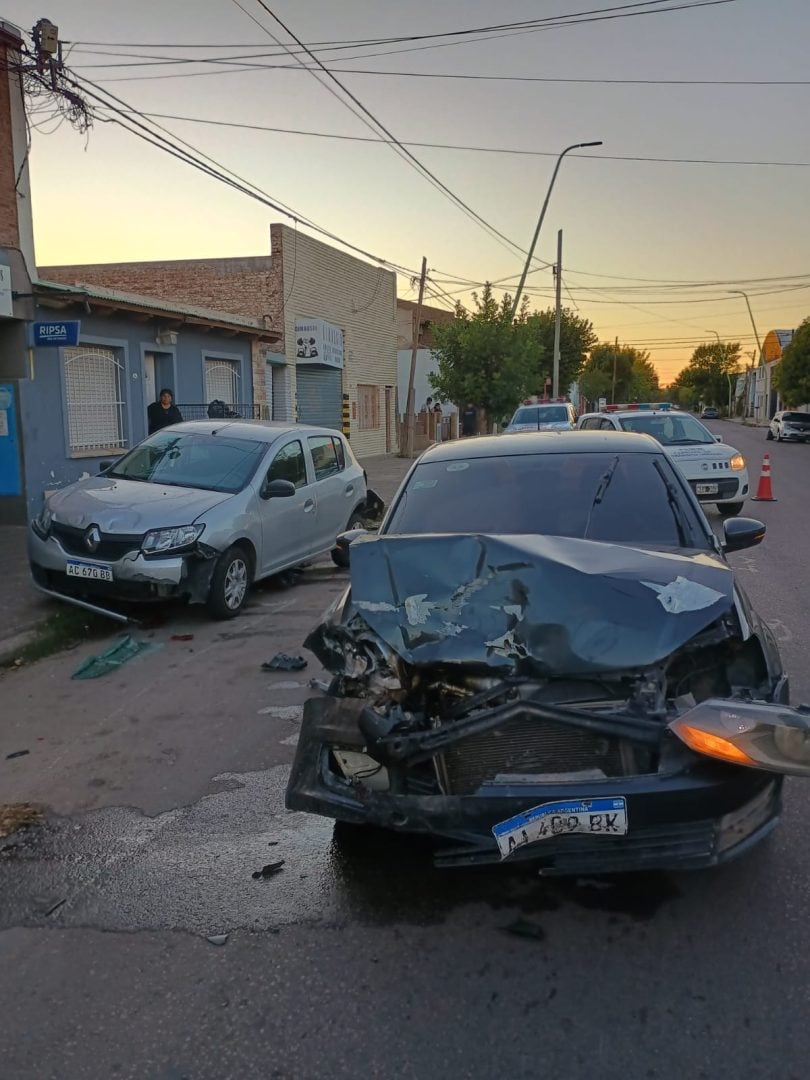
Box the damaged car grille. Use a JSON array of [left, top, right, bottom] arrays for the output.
[[439, 716, 635, 794], [51, 523, 143, 561]]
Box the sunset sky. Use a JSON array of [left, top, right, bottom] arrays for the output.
[[7, 0, 810, 384]]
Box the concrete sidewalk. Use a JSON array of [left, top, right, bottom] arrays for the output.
[[0, 455, 413, 661], [0, 525, 50, 660]]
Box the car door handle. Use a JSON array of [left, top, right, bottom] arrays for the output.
[[345, 484, 354, 496], [303, 499, 315, 512]]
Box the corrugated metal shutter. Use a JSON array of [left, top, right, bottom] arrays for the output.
[[296, 366, 342, 429]]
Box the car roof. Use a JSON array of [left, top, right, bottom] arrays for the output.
[[419, 430, 665, 462], [164, 420, 342, 444], [581, 408, 693, 420]]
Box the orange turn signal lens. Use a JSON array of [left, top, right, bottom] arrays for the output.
[[674, 723, 755, 766]]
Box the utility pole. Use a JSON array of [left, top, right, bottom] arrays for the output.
[[402, 256, 427, 459], [552, 229, 563, 399], [611, 336, 619, 403]]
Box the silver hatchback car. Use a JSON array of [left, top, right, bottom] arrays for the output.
[[29, 421, 368, 618]]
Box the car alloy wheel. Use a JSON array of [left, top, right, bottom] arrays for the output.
[[224, 556, 248, 610]]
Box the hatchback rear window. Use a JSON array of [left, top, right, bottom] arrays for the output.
[[782, 412, 810, 422], [512, 406, 570, 425]]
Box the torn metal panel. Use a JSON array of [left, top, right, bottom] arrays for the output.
[[313, 533, 735, 677]]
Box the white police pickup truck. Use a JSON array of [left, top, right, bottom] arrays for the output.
[[577, 403, 749, 516]]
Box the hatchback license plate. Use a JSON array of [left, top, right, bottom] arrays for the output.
[[66, 560, 113, 582], [696, 482, 718, 495], [492, 797, 628, 859]]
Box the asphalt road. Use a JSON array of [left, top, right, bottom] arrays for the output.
[[1, 422, 809, 1080]]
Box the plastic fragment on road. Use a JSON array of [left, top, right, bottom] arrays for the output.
[[502, 918, 546, 942], [71, 635, 157, 680], [206, 933, 229, 946], [641, 576, 725, 615], [262, 654, 307, 671], [170, 634, 194, 642], [6, 750, 30, 760], [252, 860, 285, 879]]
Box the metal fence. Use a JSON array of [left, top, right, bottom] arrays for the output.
[[173, 403, 262, 422]]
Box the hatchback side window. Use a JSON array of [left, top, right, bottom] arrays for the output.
[[267, 440, 307, 489], [307, 435, 342, 481], [600, 418, 617, 430], [580, 417, 600, 430]]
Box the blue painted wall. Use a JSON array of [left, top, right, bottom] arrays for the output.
[[18, 304, 254, 517]]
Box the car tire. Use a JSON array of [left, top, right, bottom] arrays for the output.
[[207, 544, 253, 619], [330, 507, 366, 569], [766, 429, 774, 441], [718, 502, 744, 517]]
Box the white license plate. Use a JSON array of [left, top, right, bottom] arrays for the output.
[[492, 797, 628, 859], [695, 483, 718, 495], [65, 560, 113, 582]]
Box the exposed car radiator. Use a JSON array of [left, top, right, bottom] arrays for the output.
[[438, 716, 633, 795]]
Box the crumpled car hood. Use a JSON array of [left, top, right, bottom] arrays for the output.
[[48, 476, 234, 532], [326, 533, 735, 676]]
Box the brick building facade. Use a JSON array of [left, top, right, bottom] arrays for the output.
[[44, 225, 399, 457]]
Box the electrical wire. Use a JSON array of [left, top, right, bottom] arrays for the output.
[[90, 108, 810, 171], [228, 0, 547, 269]]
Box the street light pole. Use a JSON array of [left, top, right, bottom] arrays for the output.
[[509, 140, 603, 322], [729, 290, 763, 422]]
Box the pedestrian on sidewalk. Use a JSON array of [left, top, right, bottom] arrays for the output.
[[432, 401, 443, 443], [148, 388, 183, 434]]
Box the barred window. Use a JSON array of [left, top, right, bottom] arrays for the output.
[[205, 359, 241, 405], [63, 346, 127, 454], [358, 384, 380, 430]]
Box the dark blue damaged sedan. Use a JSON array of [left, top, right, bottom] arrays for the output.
[[287, 432, 810, 874]]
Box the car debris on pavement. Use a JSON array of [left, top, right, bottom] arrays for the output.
[[263, 654, 308, 671], [71, 634, 157, 679]]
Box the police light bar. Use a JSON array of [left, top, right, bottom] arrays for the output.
[[601, 402, 673, 413]]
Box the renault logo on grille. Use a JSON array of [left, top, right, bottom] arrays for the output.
[[84, 525, 101, 553]]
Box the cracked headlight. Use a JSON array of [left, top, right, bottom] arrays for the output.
[[729, 454, 746, 471], [142, 524, 204, 554], [670, 699, 810, 775]]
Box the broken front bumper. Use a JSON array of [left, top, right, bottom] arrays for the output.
[[285, 698, 782, 874], [28, 528, 217, 607]]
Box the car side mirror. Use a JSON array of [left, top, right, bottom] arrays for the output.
[[723, 517, 766, 554], [262, 478, 296, 500], [715, 435, 723, 443], [99, 458, 121, 474], [332, 527, 369, 569]]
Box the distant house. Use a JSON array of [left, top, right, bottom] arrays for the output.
[[754, 329, 794, 421]]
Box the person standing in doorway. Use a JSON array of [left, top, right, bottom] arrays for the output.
[[461, 402, 477, 437], [148, 388, 183, 434]]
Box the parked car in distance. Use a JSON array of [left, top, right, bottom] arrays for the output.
[[701, 407, 719, 420], [767, 410, 810, 442], [29, 421, 368, 619], [287, 431, 810, 875], [577, 404, 749, 516], [504, 402, 576, 433]]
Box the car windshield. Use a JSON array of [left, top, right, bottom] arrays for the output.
[[619, 413, 715, 446], [108, 430, 267, 493], [783, 412, 810, 423], [511, 406, 569, 425], [386, 451, 709, 549]]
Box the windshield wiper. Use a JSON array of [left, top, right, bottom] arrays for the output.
[[583, 455, 620, 538], [666, 439, 710, 446], [652, 459, 692, 547]]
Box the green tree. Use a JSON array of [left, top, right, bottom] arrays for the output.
[[579, 343, 660, 406], [428, 284, 541, 430], [773, 319, 810, 406], [524, 308, 597, 396], [675, 341, 741, 408]]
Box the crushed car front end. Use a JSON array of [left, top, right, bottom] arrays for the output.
[[286, 533, 802, 873]]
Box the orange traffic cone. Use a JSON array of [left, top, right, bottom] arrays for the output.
[[752, 453, 777, 502]]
